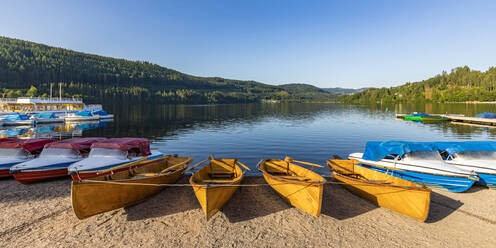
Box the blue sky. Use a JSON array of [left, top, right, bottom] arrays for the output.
[[1, 0, 495, 88]]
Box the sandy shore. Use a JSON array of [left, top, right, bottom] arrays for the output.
[[1, 176, 495, 248]]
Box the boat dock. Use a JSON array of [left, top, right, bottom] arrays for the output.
[[396, 113, 496, 126]]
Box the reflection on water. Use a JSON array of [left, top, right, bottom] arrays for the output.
[[0, 120, 110, 139], [91, 102, 496, 175], [2, 102, 496, 175]]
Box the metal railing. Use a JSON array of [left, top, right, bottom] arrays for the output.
[[0, 97, 83, 102]]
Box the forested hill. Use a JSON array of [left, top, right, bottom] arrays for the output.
[[279, 83, 336, 99], [0, 37, 335, 104], [322, 87, 368, 95], [339, 66, 496, 104]]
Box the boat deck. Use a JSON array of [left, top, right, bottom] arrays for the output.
[[396, 114, 496, 126]]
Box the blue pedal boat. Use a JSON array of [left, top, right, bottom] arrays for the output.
[[348, 141, 479, 192], [430, 141, 496, 188]]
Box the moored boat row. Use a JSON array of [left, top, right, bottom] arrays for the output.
[[2, 137, 167, 184], [0, 110, 114, 126], [2, 138, 496, 222]]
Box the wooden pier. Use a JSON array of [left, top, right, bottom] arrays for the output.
[[396, 113, 496, 126]]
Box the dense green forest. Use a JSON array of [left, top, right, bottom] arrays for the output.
[[339, 66, 496, 104], [0, 37, 336, 104]]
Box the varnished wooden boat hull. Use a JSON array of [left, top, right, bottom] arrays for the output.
[[328, 159, 431, 221], [262, 172, 324, 216], [71, 157, 191, 219], [190, 158, 244, 220], [260, 159, 325, 217], [191, 181, 241, 220]]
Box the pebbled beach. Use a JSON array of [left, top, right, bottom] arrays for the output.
[[1, 176, 495, 248]]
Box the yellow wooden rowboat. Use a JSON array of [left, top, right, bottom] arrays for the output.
[[71, 155, 194, 219], [258, 157, 326, 216], [190, 155, 250, 220], [327, 159, 431, 221]]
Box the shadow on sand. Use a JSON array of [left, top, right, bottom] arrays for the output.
[[426, 191, 464, 223], [126, 176, 292, 222], [323, 177, 465, 223], [123, 176, 468, 223], [125, 176, 200, 221], [465, 184, 488, 193], [222, 177, 290, 223], [321, 177, 378, 220]]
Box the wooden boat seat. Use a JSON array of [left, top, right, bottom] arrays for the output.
[[208, 172, 234, 179], [268, 171, 288, 176], [201, 179, 235, 184], [339, 173, 391, 184], [134, 173, 158, 177], [279, 175, 311, 181]]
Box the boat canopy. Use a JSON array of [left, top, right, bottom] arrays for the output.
[[428, 141, 496, 155], [0, 139, 56, 153], [474, 112, 496, 119], [45, 138, 107, 153], [0, 113, 30, 120], [91, 110, 108, 116], [362, 141, 436, 161], [75, 111, 93, 117], [90, 138, 151, 156], [32, 112, 57, 119]]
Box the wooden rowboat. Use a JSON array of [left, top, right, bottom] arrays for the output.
[[258, 157, 326, 216], [71, 155, 194, 219], [190, 155, 250, 220], [327, 159, 431, 221]]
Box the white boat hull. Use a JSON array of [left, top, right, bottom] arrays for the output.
[[65, 116, 100, 122], [32, 118, 64, 124], [2, 120, 35, 126], [96, 114, 114, 119]]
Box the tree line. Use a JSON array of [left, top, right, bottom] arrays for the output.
[[339, 66, 496, 104], [0, 37, 334, 103]]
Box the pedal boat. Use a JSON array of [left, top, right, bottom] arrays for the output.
[[349, 141, 479, 192], [0, 113, 35, 126], [30, 112, 64, 124], [10, 138, 106, 184], [0, 138, 55, 177], [258, 157, 326, 216], [71, 155, 193, 219], [432, 141, 496, 188], [91, 110, 114, 119], [68, 138, 167, 180], [64, 111, 100, 122], [328, 159, 431, 221], [190, 156, 250, 220]]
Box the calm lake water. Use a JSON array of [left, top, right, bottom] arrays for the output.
[[3, 102, 496, 175]]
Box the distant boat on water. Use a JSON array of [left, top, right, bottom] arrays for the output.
[[0, 97, 103, 115]]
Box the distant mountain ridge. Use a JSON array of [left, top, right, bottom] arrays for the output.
[[0, 36, 336, 104], [322, 87, 368, 95], [278, 83, 335, 100]]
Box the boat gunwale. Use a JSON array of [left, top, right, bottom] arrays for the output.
[[327, 159, 431, 222], [74, 157, 193, 184], [189, 158, 245, 188], [327, 159, 430, 191], [259, 159, 326, 185]]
